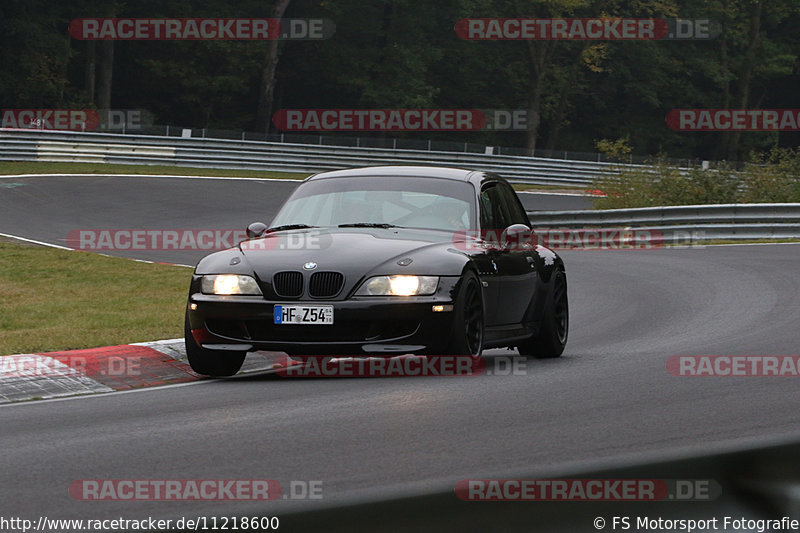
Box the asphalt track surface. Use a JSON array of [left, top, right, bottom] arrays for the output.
[[0, 174, 591, 266], [1, 174, 799, 529]]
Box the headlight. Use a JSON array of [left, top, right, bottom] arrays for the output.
[[356, 275, 439, 296], [201, 274, 262, 295]]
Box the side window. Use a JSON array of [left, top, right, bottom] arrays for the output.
[[479, 189, 495, 229], [496, 182, 530, 226], [480, 183, 511, 230]]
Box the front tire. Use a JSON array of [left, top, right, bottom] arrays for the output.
[[518, 269, 568, 359], [184, 311, 246, 376], [446, 271, 484, 356]]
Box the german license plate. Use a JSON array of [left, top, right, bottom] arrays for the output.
[[274, 305, 334, 325]]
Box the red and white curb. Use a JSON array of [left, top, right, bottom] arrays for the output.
[[0, 339, 281, 404]]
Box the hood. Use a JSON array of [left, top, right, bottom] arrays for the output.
[[237, 227, 465, 298]]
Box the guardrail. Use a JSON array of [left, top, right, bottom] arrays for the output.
[[527, 203, 800, 243], [2, 129, 793, 242], [0, 129, 647, 187]]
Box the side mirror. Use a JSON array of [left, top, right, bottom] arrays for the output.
[[501, 224, 535, 251], [246, 222, 268, 239]]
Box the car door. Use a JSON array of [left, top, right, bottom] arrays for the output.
[[481, 181, 537, 326], [474, 184, 503, 327]]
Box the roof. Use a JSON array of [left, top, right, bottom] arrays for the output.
[[306, 165, 478, 182]]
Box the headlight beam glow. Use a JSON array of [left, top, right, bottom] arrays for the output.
[[201, 274, 262, 295], [357, 275, 439, 296]]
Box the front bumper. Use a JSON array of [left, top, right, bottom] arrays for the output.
[[186, 277, 460, 356]]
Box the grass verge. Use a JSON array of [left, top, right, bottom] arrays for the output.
[[0, 240, 189, 355], [592, 148, 800, 209], [0, 161, 311, 180]]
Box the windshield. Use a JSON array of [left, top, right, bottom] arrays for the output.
[[270, 176, 477, 232]]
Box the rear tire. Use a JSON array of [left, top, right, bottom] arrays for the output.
[[445, 271, 484, 356], [518, 269, 568, 359], [184, 311, 246, 376]]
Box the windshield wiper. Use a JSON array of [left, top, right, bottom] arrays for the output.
[[265, 224, 317, 233], [338, 223, 400, 228]]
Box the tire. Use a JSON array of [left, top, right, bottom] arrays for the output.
[[184, 311, 246, 376], [445, 271, 484, 356], [518, 269, 568, 359]]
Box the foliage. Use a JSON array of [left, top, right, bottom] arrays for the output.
[[596, 135, 632, 162], [0, 0, 798, 159], [592, 148, 800, 208]]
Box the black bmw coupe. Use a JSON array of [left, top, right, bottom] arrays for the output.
[[185, 166, 568, 376]]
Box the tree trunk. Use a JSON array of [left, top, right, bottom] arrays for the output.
[[96, 40, 114, 109], [58, 34, 71, 107], [256, 0, 292, 134], [85, 41, 96, 104], [544, 57, 581, 154], [524, 40, 555, 153], [714, 15, 731, 160], [525, 82, 542, 152], [726, 1, 762, 160]]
